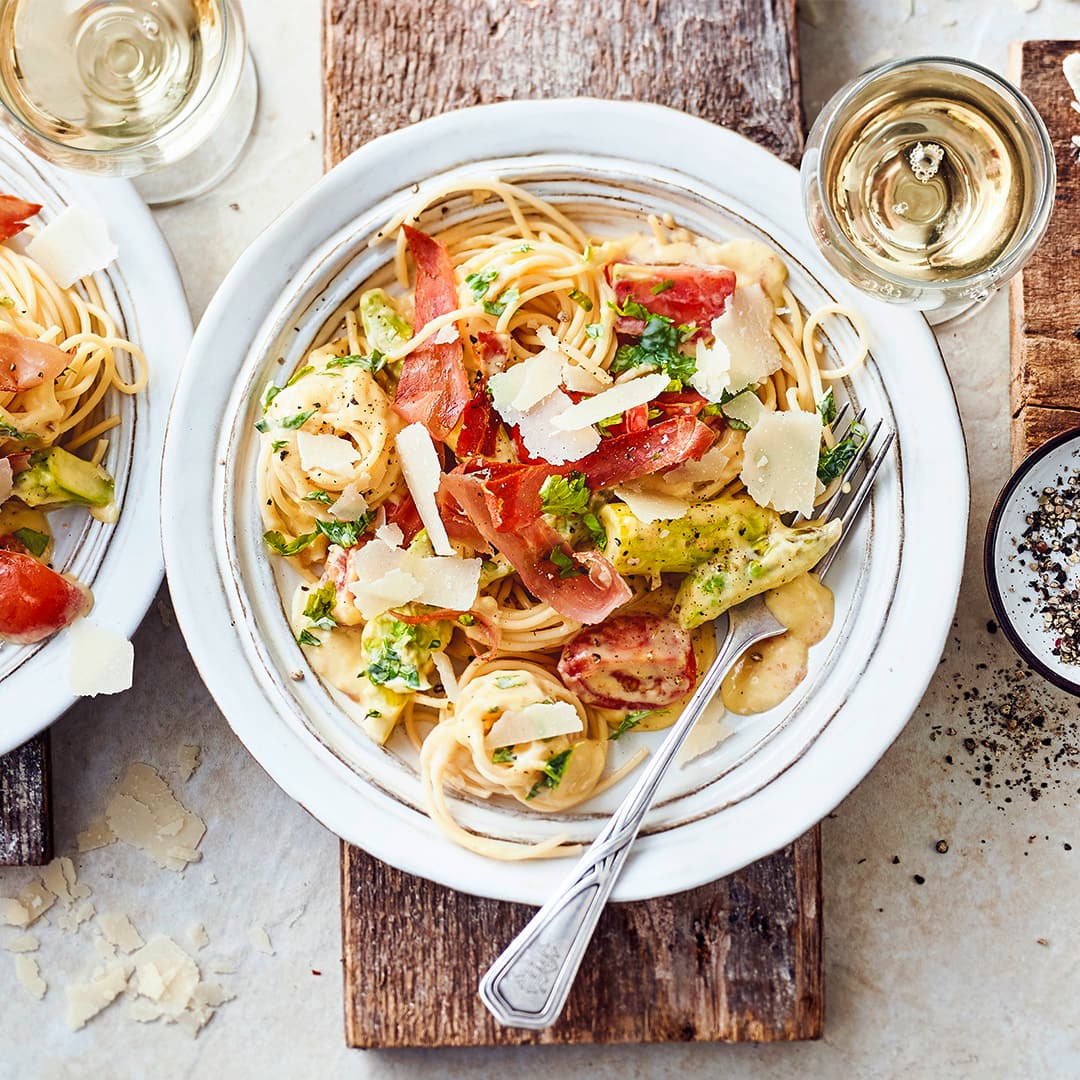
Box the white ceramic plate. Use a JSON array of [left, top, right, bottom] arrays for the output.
[[162, 100, 968, 904], [0, 129, 191, 756]]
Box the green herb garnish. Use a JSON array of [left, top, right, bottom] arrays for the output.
[[492, 746, 516, 764], [483, 287, 519, 317], [527, 748, 574, 798], [584, 323, 603, 339], [495, 674, 526, 690], [263, 530, 318, 556], [817, 421, 868, 484], [365, 646, 422, 691], [314, 513, 374, 548], [326, 350, 386, 374], [297, 629, 322, 647], [650, 279, 676, 295], [568, 288, 593, 311], [466, 268, 499, 301], [271, 439, 288, 452], [817, 388, 837, 426], [548, 547, 581, 579], [261, 382, 282, 413], [302, 490, 333, 505], [302, 582, 337, 631], [539, 472, 607, 551], [286, 365, 314, 387], [0, 420, 32, 442], [12, 527, 48, 558], [610, 710, 652, 740], [610, 299, 696, 382], [280, 409, 316, 431]]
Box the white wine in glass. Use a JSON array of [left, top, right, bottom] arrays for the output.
[[0, 0, 256, 204]]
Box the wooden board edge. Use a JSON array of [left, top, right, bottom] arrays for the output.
[[0, 731, 52, 867]]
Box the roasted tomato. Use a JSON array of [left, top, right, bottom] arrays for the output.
[[558, 614, 696, 709], [0, 550, 90, 644]]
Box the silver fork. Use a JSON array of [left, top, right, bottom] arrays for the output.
[[479, 413, 895, 1031]]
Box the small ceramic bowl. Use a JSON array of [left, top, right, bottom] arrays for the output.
[[985, 427, 1080, 696]]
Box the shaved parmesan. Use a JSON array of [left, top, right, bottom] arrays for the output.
[[485, 701, 583, 750], [551, 372, 669, 431], [57, 900, 95, 933], [375, 521, 404, 548], [431, 651, 459, 702], [395, 423, 452, 556], [489, 352, 561, 412], [78, 818, 115, 852], [175, 744, 201, 782], [26, 206, 118, 288], [3, 932, 39, 953], [677, 703, 732, 765], [510, 388, 600, 464], [690, 284, 783, 402], [345, 538, 481, 619], [614, 485, 690, 523], [431, 322, 459, 345], [722, 390, 766, 429], [0, 457, 10, 503], [741, 410, 822, 517], [15, 955, 47, 1000], [131, 936, 200, 1018], [17, 883, 55, 925], [98, 913, 145, 954], [1066, 54, 1080, 102], [328, 482, 368, 521], [187, 924, 210, 951], [561, 359, 607, 393], [67, 620, 134, 697], [0, 898, 29, 927], [296, 432, 361, 476], [248, 926, 275, 955], [665, 445, 734, 485], [66, 964, 128, 1029]]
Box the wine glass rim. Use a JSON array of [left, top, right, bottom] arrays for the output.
[[808, 53, 1056, 297], [0, 0, 241, 162]]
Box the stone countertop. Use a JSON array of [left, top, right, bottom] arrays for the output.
[[5, 1, 1080, 1076]]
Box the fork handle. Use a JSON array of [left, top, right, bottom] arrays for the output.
[[478, 622, 742, 1030]]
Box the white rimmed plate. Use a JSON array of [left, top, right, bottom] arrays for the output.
[[0, 129, 191, 756], [161, 100, 968, 904]]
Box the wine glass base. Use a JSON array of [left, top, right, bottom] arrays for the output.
[[134, 48, 259, 207]]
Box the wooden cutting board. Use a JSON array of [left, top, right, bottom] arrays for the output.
[[325, 0, 823, 1048], [1010, 40, 1080, 465], [0, 735, 51, 867]]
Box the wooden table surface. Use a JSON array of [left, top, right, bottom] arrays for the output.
[[325, 0, 823, 1048]]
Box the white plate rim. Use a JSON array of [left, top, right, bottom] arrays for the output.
[[161, 99, 969, 904], [0, 137, 192, 755]]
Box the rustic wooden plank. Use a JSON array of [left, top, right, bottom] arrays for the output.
[[327, 0, 822, 1048], [1009, 40, 1080, 466], [0, 733, 51, 866], [324, 0, 803, 167], [342, 830, 822, 1048]]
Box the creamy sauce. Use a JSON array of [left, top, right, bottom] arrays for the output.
[[721, 573, 834, 715]]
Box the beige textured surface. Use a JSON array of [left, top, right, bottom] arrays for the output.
[[3, 0, 1080, 1074]]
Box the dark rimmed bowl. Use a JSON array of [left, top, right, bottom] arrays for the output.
[[985, 426, 1080, 697]]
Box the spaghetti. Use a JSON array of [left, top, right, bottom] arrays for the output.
[[260, 178, 867, 860]]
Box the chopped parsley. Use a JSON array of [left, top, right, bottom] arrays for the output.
[[650, 279, 676, 295], [513, 244, 532, 253], [568, 288, 593, 311], [12, 527, 49, 557], [302, 489, 333, 505], [326, 350, 387, 374], [492, 746, 516, 764], [610, 298, 697, 382], [271, 439, 288, 452], [817, 387, 837, 427], [610, 710, 652, 740], [280, 409, 316, 430], [302, 582, 337, 631], [365, 637, 422, 690], [287, 365, 314, 387], [548, 547, 581, 579], [261, 382, 282, 412], [817, 421, 868, 484], [297, 629, 322, 647], [584, 323, 603, 339], [539, 472, 606, 551], [465, 268, 499, 300], [314, 512, 374, 548], [263, 530, 318, 556], [527, 748, 574, 798], [483, 287, 519, 317], [495, 674, 526, 689], [457, 613, 476, 626]]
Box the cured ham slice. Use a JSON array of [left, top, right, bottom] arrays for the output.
[[393, 227, 471, 441], [610, 263, 736, 336], [441, 472, 632, 625], [0, 333, 69, 393], [0, 550, 90, 644], [0, 195, 41, 244], [572, 417, 715, 490]]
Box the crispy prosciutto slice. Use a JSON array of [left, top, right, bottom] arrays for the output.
[[384, 494, 425, 547], [0, 550, 90, 644], [458, 460, 550, 532], [0, 332, 69, 393], [455, 378, 502, 459], [441, 472, 632, 625], [392, 226, 471, 442], [610, 263, 736, 337], [573, 417, 715, 490], [0, 195, 41, 245]]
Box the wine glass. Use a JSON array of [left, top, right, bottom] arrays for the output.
[[802, 56, 1055, 326], [0, 0, 258, 206]]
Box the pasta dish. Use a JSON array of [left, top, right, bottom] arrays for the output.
[[257, 179, 867, 859]]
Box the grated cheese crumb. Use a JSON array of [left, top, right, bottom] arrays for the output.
[[175, 744, 202, 782], [248, 926, 275, 956], [15, 955, 47, 1000], [57, 900, 95, 934], [2, 932, 39, 953], [0, 898, 30, 928], [187, 924, 210, 951], [77, 818, 115, 853]]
